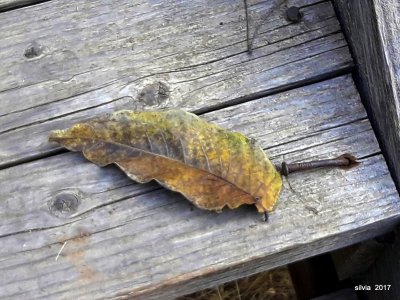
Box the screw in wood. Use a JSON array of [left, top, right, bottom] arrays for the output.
[[279, 153, 359, 176]]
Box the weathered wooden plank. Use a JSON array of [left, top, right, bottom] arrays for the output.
[[0, 0, 353, 168], [0, 0, 323, 11], [333, 0, 400, 188], [1, 76, 398, 299], [0, 75, 374, 239]]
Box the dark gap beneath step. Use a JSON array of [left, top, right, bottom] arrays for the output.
[[289, 252, 354, 300]]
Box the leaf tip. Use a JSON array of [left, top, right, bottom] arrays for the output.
[[48, 129, 65, 142]]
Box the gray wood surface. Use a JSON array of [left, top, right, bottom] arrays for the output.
[[1, 75, 399, 299], [333, 0, 400, 188], [0, 0, 352, 168]]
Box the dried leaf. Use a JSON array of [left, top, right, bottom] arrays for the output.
[[49, 110, 282, 214]]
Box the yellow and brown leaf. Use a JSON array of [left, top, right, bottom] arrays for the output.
[[49, 110, 282, 213]]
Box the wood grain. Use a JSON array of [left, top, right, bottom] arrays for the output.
[[0, 0, 353, 168], [1, 75, 398, 299], [333, 0, 400, 188]]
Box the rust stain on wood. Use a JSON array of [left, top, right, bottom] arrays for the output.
[[58, 229, 99, 283]]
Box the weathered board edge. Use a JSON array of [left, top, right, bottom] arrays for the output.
[[120, 216, 400, 300], [333, 0, 400, 190]]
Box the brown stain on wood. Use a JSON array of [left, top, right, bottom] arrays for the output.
[[115, 266, 220, 299], [58, 229, 99, 283]]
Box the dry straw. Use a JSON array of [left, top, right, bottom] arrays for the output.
[[177, 266, 296, 300]]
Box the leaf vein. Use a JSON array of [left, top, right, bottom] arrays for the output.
[[160, 131, 170, 157], [199, 139, 211, 172], [179, 137, 187, 164], [145, 131, 154, 153]]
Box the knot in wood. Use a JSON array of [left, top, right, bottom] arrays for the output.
[[49, 192, 80, 217], [137, 81, 170, 107], [24, 42, 43, 59]]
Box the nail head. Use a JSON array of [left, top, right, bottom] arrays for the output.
[[286, 6, 302, 23], [281, 161, 290, 176]]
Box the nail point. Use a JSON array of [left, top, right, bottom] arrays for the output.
[[263, 211, 269, 222]]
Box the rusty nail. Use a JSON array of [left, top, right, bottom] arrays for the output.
[[286, 6, 302, 23], [279, 153, 359, 176]]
